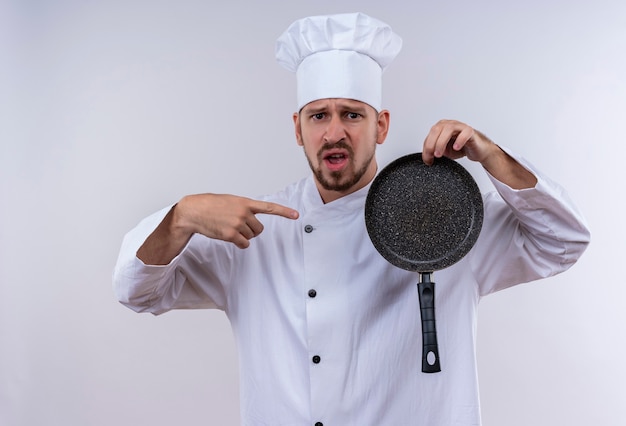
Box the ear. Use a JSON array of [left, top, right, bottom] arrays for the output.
[[293, 112, 304, 146], [376, 110, 390, 145]]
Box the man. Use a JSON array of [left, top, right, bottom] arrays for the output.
[[114, 12, 590, 425]]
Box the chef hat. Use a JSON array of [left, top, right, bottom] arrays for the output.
[[275, 12, 402, 111]]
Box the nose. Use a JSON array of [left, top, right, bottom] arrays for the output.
[[324, 114, 346, 143]]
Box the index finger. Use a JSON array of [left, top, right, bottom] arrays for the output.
[[250, 200, 300, 220], [422, 124, 445, 165]]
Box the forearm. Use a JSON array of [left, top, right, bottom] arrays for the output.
[[477, 134, 538, 190], [113, 202, 231, 314], [136, 204, 194, 265]]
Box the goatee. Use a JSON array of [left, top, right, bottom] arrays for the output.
[[307, 140, 375, 192]]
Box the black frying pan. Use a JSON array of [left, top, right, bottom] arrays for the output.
[[365, 153, 484, 373]]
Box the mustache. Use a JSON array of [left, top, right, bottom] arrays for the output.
[[317, 141, 354, 158]]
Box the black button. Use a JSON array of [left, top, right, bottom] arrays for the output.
[[315, 423, 323, 426], [312, 355, 321, 364], [308, 289, 317, 298], [304, 224, 314, 233]]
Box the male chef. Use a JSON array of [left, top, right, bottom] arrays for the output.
[[114, 12, 590, 425]]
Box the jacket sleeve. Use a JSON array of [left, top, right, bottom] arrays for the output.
[[112, 205, 234, 315], [470, 149, 591, 297]]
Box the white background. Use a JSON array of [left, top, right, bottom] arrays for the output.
[[1, 0, 624, 425]]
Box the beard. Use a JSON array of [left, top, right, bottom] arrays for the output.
[[304, 137, 377, 193]]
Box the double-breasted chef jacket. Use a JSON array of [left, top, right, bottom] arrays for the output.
[[114, 150, 590, 426]]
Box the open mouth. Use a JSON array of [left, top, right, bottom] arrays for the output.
[[326, 153, 346, 164], [323, 150, 349, 171]]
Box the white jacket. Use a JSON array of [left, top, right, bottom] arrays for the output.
[[113, 152, 590, 426]]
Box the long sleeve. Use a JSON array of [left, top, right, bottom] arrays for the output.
[[471, 149, 591, 296], [112, 205, 232, 315]]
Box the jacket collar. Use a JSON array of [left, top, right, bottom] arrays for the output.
[[302, 174, 372, 219]]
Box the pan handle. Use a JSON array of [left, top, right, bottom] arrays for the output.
[[418, 272, 441, 373]]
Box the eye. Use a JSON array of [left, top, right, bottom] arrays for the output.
[[312, 113, 326, 120], [346, 112, 361, 119]]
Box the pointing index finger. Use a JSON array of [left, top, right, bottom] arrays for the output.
[[251, 200, 299, 220]]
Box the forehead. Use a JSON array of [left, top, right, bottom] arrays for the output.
[[301, 98, 374, 113]]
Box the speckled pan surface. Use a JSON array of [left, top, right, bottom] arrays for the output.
[[365, 153, 484, 273]]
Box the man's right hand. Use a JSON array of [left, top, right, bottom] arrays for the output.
[[174, 194, 299, 249], [137, 194, 299, 265]]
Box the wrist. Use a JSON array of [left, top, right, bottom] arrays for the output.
[[478, 143, 506, 173], [169, 200, 197, 241], [480, 145, 538, 190]]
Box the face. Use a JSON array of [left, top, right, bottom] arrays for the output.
[[293, 98, 390, 203]]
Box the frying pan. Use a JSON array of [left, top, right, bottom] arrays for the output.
[[365, 153, 484, 373]]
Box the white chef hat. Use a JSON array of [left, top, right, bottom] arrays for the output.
[[275, 12, 402, 111]]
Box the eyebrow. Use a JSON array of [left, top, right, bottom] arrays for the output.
[[302, 102, 369, 116], [344, 105, 369, 115], [302, 106, 327, 115]]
